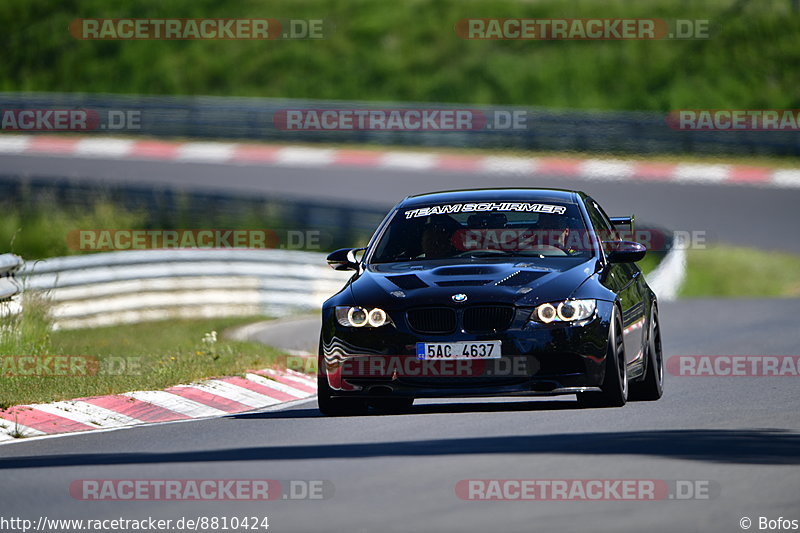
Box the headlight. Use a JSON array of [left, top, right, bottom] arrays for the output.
[[336, 306, 393, 328], [367, 308, 387, 327], [531, 299, 596, 324], [535, 303, 557, 323], [347, 307, 369, 327]]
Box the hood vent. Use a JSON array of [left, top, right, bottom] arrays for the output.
[[496, 270, 547, 287], [434, 266, 499, 276], [436, 280, 491, 287], [386, 274, 428, 290]]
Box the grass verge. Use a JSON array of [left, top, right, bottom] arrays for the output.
[[0, 314, 287, 408], [680, 245, 800, 298], [0, 191, 333, 261], [638, 251, 662, 277]]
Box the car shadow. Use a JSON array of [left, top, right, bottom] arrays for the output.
[[231, 398, 580, 420], [2, 428, 798, 469]]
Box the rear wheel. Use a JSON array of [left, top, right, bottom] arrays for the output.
[[578, 307, 627, 408], [630, 304, 664, 401]]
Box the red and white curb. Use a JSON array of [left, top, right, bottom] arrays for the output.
[[1, 134, 798, 188], [0, 368, 316, 443]]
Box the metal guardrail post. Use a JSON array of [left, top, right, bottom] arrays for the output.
[[0, 254, 24, 317]]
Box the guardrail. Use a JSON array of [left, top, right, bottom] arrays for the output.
[[1, 92, 797, 157], [0, 253, 24, 317], [21, 249, 349, 330]]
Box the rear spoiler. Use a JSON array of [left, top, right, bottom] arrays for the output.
[[610, 215, 636, 241], [609, 215, 635, 234]]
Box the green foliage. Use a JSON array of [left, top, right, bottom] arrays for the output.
[[0, 0, 797, 110], [0, 201, 147, 259]]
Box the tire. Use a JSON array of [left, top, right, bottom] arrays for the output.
[[630, 304, 664, 401], [317, 340, 367, 416], [578, 306, 628, 408]]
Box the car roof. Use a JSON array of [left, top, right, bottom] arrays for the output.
[[397, 188, 583, 209]]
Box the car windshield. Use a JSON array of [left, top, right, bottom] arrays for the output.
[[370, 201, 592, 263]]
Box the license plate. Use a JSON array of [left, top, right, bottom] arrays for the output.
[[416, 341, 501, 360]]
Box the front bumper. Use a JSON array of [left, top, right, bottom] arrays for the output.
[[320, 301, 613, 399]]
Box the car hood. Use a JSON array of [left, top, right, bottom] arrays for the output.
[[348, 258, 599, 308]]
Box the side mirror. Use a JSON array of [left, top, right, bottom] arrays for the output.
[[326, 248, 363, 271], [605, 241, 647, 263]]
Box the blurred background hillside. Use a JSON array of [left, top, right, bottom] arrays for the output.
[[1, 0, 798, 111]]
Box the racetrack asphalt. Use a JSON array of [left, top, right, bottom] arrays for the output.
[[1, 298, 798, 533]]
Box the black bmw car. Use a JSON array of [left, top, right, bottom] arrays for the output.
[[318, 188, 663, 415]]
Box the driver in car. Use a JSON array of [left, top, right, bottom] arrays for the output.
[[419, 221, 457, 259], [535, 213, 580, 254]]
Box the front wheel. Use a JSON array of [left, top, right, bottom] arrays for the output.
[[317, 371, 368, 416], [578, 306, 628, 408], [630, 304, 664, 401]]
